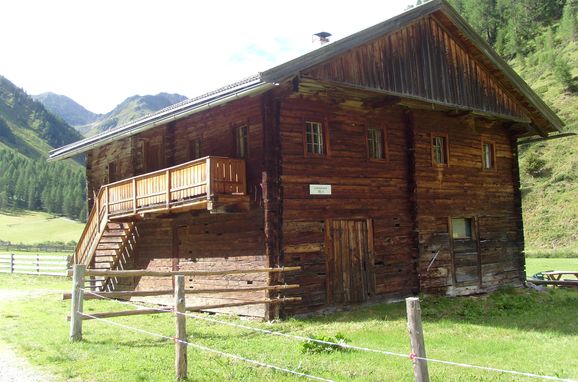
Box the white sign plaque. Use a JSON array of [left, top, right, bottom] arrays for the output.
[[309, 184, 332, 195]]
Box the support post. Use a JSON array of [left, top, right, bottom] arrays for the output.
[[174, 275, 187, 380], [206, 157, 212, 199], [70, 264, 86, 342], [406, 297, 429, 382], [10, 253, 14, 274]]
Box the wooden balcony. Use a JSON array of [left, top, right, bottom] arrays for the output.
[[103, 156, 248, 219], [74, 157, 247, 265]]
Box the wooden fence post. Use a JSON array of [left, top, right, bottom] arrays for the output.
[[406, 297, 430, 382], [10, 253, 14, 274], [174, 275, 187, 380], [70, 264, 86, 342]]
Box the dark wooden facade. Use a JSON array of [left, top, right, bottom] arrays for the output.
[[60, 1, 563, 318]]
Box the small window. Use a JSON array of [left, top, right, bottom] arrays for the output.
[[482, 142, 495, 169], [452, 218, 473, 239], [305, 121, 324, 155], [189, 139, 202, 160], [432, 135, 448, 165], [143, 142, 163, 172], [108, 162, 118, 183], [236, 126, 248, 158], [367, 128, 385, 160]]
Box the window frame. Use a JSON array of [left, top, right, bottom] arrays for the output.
[[431, 133, 449, 167], [235, 125, 249, 159], [303, 119, 329, 157], [188, 138, 202, 160], [107, 161, 118, 184], [450, 217, 475, 240], [481, 140, 497, 171], [366, 126, 388, 161]]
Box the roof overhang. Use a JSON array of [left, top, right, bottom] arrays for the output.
[[48, 77, 275, 161]]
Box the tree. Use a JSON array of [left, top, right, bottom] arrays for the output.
[[559, 0, 578, 41]]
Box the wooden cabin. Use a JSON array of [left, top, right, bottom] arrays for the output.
[[50, 0, 564, 318]]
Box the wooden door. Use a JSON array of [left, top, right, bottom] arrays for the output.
[[326, 219, 375, 304], [450, 217, 481, 287]]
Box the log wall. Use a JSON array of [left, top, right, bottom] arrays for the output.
[[277, 85, 418, 315], [131, 210, 268, 317], [411, 110, 524, 295], [303, 14, 530, 122]]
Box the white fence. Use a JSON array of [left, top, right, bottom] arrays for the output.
[[0, 253, 70, 276]]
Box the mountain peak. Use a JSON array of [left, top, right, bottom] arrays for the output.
[[32, 92, 100, 127]]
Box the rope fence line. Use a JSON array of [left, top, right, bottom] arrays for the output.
[[83, 290, 578, 382], [79, 311, 334, 382]]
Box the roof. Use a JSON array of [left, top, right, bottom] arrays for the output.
[[49, 0, 563, 161]]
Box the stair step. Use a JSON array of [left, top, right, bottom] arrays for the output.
[[96, 243, 119, 251], [102, 232, 126, 237], [100, 237, 125, 243]]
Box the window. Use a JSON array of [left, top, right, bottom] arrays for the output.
[[305, 121, 325, 155], [451, 218, 473, 239], [108, 162, 118, 183], [141, 140, 164, 172], [367, 128, 386, 160], [236, 126, 248, 158], [432, 135, 448, 165], [189, 139, 202, 160], [482, 142, 495, 170]]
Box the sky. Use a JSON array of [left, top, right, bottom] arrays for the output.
[[1, 0, 415, 114]]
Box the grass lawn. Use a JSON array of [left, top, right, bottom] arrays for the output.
[[0, 274, 577, 381], [0, 210, 84, 244], [526, 257, 578, 277]]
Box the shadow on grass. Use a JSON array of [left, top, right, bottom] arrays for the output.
[[293, 287, 578, 336]]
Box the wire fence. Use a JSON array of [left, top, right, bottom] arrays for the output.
[[82, 289, 577, 382], [79, 310, 334, 382]]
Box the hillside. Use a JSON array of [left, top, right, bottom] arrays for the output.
[[0, 210, 84, 244], [0, 76, 83, 159], [0, 76, 87, 221], [514, 37, 578, 252], [32, 92, 101, 127], [76, 92, 187, 136]]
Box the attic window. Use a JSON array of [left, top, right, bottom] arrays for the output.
[[432, 134, 448, 166], [482, 141, 495, 170], [367, 127, 386, 160], [305, 121, 325, 155]]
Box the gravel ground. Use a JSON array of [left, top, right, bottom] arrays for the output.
[[0, 289, 56, 382]]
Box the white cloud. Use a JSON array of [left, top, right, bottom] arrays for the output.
[[0, 0, 414, 113]]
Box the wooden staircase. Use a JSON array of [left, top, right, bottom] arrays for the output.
[[73, 156, 249, 291], [88, 222, 137, 291]]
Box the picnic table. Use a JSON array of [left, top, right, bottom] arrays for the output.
[[542, 271, 578, 281], [530, 271, 578, 288]]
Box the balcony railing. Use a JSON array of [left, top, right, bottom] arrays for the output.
[[104, 156, 246, 217], [74, 156, 246, 265]]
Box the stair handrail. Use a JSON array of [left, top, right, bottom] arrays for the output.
[[74, 186, 109, 266], [74, 156, 247, 265]]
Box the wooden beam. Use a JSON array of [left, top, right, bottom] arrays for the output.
[[174, 275, 187, 380], [63, 284, 300, 300], [184, 297, 301, 313], [68, 266, 301, 278], [527, 279, 578, 286], [406, 297, 430, 382], [69, 264, 86, 342], [517, 132, 577, 145], [71, 297, 302, 321]]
